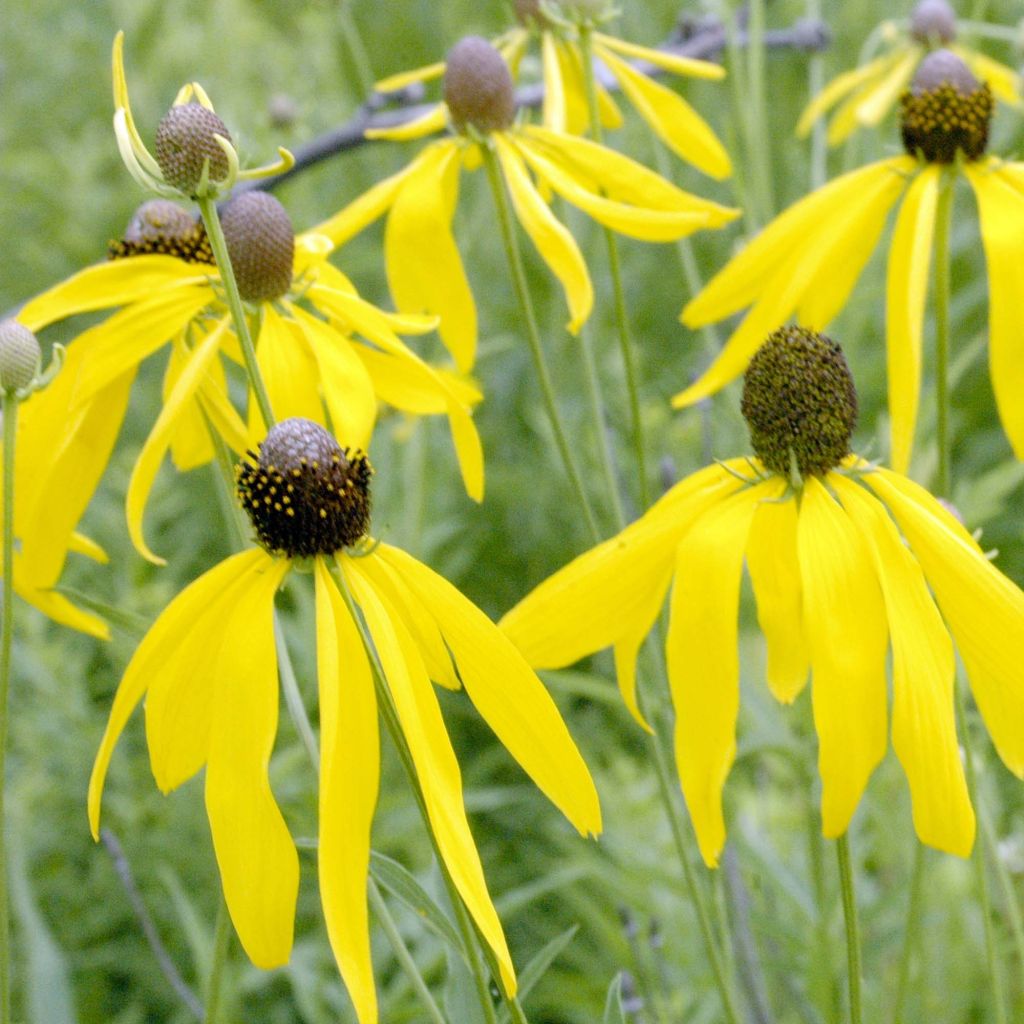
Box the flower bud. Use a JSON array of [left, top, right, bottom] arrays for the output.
[[219, 191, 295, 303], [0, 321, 42, 394], [108, 199, 214, 263], [910, 0, 957, 44], [154, 102, 233, 195], [444, 37, 516, 134]]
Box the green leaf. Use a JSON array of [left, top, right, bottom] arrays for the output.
[[603, 973, 627, 1024], [51, 584, 151, 637], [496, 925, 578, 1024], [444, 946, 487, 1024]]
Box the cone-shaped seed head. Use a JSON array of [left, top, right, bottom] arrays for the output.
[[444, 36, 516, 134], [910, 0, 957, 44], [236, 418, 373, 558], [0, 321, 41, 393], [154, 102, 232, 194], [901, 49, 991, 162], [108, 199, 214, 263], [741, 326, 858, 479], [219, 191, 295, 303]]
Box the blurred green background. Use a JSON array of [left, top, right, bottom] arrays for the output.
[[4, 0, 1024, 1021]]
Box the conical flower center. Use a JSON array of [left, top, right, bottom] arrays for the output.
[[154, 102, 232, 195], [236, 417, 373, 558], [0, 320, 41, 393], [444, 36, 516, 135], [741, 326, 858, 479], [910, 0, 957, 44], [219, 192, 295, 303], [900, 49, 992, 163], [108, 199, 214, 264]]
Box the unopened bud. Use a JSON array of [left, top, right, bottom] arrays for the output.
[[155, 103, 233, 195], [444, 37, 516, 134], [0, 321, 41, 394]]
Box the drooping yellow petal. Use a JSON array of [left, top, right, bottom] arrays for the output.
[[314, 560, 380, 1024], [205, 556, 298, 971], [596, 45, 731, 180], [964, 164, 1024, 458], [798, 477, 888, 838], [111, 31, 162, 181], [68, 532, 108, 564], [256, 305, 325, 430], [15, 581, 109, 639], [197, 364, 250, 456], [127, 319, 229, 564], [867, 469, 1024, 777], [87, 549, 270, 837], [376, 544, 603, 837], [341, 557, 516, 994], [796, 52, 898, 138], [542, 31, 568, 132], [848, 46, 920, 130], [594, 34, 726, 81], [501, 462, 745, 669], [746, 492, 808, 703], [18, 256, 209, 332], [885, 166, 939, 473], [365, 103, 449, 142], [376, 61, 447, 93], [384, 141, 477, 371], [495, 135, 593, 334], [668, 480, 777, 868], [554, 38, 594, 135], [164, 336, 215, 471], [958, 46, 1021, 107], [834, 475, 973, 856]]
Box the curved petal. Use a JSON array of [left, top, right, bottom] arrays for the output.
[[341, 557, 516, 995], [885, 166, 939, 473], [957, 46, 1021, 107], [867, 469, 1024, 777], [849, 46, 920, 130], [798, 478, 888, 839], [375, 544, 602, 838], [796, 52, 898, 138], [15, 579, 109, 639], [542, 31, 568, 132], [164, 336, 215, 471], [365, 103, 449, 142], [595, 33, 725, 80], [833, 476, 973, 857], [668, 480, 776, 868], [554, 38, 594, 135], [255, 305, 325, 430], [314, 560, 380, 1023], [375, 61, 447, 93]]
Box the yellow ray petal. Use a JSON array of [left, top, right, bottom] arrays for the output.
[[851, 46, 920, 129], [495, 135, 593, 333], [255, 305, 324, 429], [384, 142, 477, 371], [554, 38, 594, 135], [798, 477, 888, 838], [964, 165, 1024, 458], [958, 46, 1021, 107], [164, 337, 215, 471], [594, 34, 725, 81], [746, 492, 808, 703], [127, 319, 229, 564], [833, 476, 973, 856], [16, 581, 109, 638], [596, 45, 731, 180], [314, 560, 380, 1023], [375, 61, 446, 94], [197, 365, 250, 456], [376, 544, 602, 837], [342, 557, 516, 994], [205, 556, 297, 971], [867, 469, 1024, 777], [68, 532, 108, 564], [87, 549, 270, 837], [501, 462, 744, 668], [884, 166, 939, 473], [365, 103, 449, 142], [796, 52, 898, 138], [542, 31, 568, 132], [668, 480, 778, 868]]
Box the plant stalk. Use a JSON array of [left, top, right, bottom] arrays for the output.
[[836, 834, 863, 1024]]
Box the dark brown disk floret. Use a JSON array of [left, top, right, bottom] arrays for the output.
[[107, 199, 214, 263], [154, 102, 233, 195]]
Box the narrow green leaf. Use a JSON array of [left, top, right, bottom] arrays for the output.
[[444, 946, 486, 1024], [603, 973, 627, 1024], [496, 925, 579, 1024], [51, 584, 151, 637]]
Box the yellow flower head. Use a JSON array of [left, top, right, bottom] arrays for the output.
[[88, 416, 601, 1024], [317, 36, 738, 370], [797, 0, 1020, 146], [18, 190, 484, 569], [675, 48, 1024, 473], [375, 0, 732, 178], [503, 326, 1024, 867]]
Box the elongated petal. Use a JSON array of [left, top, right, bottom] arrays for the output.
[[68, 532, 108, 563], [553, 38, 593, 135], [885, 166, 939, 473], [198, 364, 250, 456], [746, 492, 808, 703], [597, 45, 731, 179], [595, 33, 725, 80], [798, 478, 888, 838], [314, 560, 380, 1023], [501, 463, 745, 668], [965, 165, 1024, 458], [365, 103, 448, 142], [849, 46, 919, 129], [796, 52, 898, 138], [206, 557, 297, 970], [495, 135, 593, 333], [542, 31, 568, 132], [164, 337, 214, 470], [255, 305, 324, 430], [375, 62, 446, 93], [376, 544, 602, 837], [868, 469, 1024, 776], [834, 476, 973, 856], [668, 481, 775, 868], [16, 581, 109, 638], [342, 558, 516, 994], [957, 46, 1021, 107]]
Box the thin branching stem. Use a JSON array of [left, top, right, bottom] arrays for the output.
[[836, 834, 862, 1024]]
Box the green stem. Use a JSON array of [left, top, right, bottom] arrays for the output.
[[836, 834, 862, 1024], [369, 878, 449, 1024], [274, 614, 320, 768], [481, 145, 600, 542], [806, 0, 827, 190], [980, 810, 1024, 989], [578, 24, 650, 511], [205, 895, 232, 1024], [890, 843, 925, 1024], [933, 171, 955, 499], [722, 6, 758, 234], [338, 0, 376, 99], [0, 393, 16, 1024], [806, 794, 838, 1024], [957, 684, 1008, 1024], [746, 0, 776, 222], [579, 324, 625, 529], [196, 197, 275, 431]]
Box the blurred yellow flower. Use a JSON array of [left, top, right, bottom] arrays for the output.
[[88, 418, 601, 1024]]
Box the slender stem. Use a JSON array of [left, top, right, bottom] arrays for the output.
[[746, 0, 776, 222], [722, 7, 758, 234], [196, 197, 275, 431], [957, 683, 1008, 1024], [578, 24, 650, 511], [0, 393, 16, 1024], [338, 0, 376, 99], [204, 895, 232, 1024], [274, 614, 320, 767], [980, 810, 1024, 988], [933, 171, 955, 499], [805, 792, 838, 1024], [369, 878, 448, 1024], [480, 144, 600, 542], [836, 834, 863, 1024], [579, 324, 626, 528], [806, 0, 827, 191], [890, 843, 925, 1024]]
